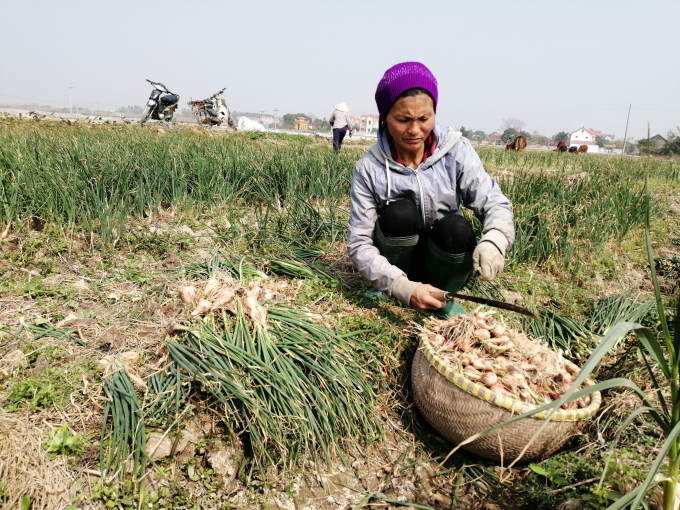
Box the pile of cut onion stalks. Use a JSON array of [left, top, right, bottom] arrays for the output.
[[417, 311, 594, 409], [165, 275, 380, 469]]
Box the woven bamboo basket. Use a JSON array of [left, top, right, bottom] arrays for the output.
[[412, 335, 601, 463]]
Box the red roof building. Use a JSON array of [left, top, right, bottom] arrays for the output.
[[359, 114, 380, 133]]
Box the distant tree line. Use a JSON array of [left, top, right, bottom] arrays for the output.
[[282, 113, 311, 127], [280, 113, 329, 130], [117, 105, 143, 113], [500, 128, 531, 143], [637, 131, 680, 156], [233, 111, 275, 119]]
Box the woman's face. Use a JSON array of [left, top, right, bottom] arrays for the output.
[[385, 93, 436, 154]]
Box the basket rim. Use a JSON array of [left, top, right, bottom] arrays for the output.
[[418, 336, 602, 422]]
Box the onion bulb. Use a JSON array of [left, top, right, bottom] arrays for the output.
[[204, 278, 220, 297], [243, 296, 258, 316], [432, 334, 447, 347], [489, 383, 505, 394], [210, 288, 235, 310], [179, 286, 196, 304], [474, 329, 491, 340], [472, 359, 490, 371], [480, 372, 498, 387], [502, 374, 520, 390], [253, 305, 268, 324], [464, 365, 480, 379], [0, 223, 10, 240], [528, 353, 543, 365], [120, 351, 139, 366], [491, 324, 507, 337], [98, 355, 115, 367], [477, 319, 492, 330], [247, 281, 262, 297], [191, 299, 213, 316], [556, 372, 573, 386], [243, 296, 268, 324], [457, 337, 471, 351]]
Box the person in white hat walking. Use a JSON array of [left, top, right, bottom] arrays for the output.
[[329, 102, 352, 154]]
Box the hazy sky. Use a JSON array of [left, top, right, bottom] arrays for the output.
[[1, 1, 678, 139]]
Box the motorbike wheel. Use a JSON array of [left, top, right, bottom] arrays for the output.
[[227, 114, 237, 131], [196, 108, 214, 129], [195, 108, 211, 129], [140, 105, 152, 125], [161, 111, 174, 129]]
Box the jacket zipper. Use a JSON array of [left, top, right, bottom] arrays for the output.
[[413, 168, 427, 225]]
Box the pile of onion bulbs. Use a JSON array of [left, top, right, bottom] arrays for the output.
[[178, 278, 279, 325], [419, 311, 593, 409]]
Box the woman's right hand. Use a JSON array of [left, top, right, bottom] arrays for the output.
[[410, 284, 446, 311]]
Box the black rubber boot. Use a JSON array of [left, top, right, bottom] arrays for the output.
[[424, 239, 474, 319], [361, 223, 418, 308], [373, 223, 419, 274]]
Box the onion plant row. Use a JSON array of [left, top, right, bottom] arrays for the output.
[[1, 123, 677, 272], [0, 124, 357, 241]]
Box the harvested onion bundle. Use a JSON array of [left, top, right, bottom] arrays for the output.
[[178, 277, 281, 325], [420, 312, 592, 409]]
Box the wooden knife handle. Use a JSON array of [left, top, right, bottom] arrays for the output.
[[429, 290, 448, 301]]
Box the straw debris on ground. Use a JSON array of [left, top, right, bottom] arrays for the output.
[[0, 413, 73, 509]]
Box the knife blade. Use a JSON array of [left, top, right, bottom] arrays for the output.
[[430, 290, 539, 320]]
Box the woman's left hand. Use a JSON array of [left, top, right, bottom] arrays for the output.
[[473, 242, 505, 281]]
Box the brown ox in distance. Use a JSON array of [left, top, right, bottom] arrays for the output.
[[576, 145, 588, 154], [554, 140, 568, 152], [505, 136, 527, 151]]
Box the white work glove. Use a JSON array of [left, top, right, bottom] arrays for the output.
[[473, 230, 509, 281], [473, 243, 504, 281]]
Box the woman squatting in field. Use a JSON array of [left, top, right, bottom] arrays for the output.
[[347, 62, 515, 318]]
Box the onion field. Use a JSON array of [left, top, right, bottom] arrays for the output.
[[1, 117, 679, 509]]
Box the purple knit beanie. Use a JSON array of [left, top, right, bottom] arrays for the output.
[[375, 62, 438, 120]]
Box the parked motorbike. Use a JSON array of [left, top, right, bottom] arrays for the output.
[[187, 88, 237, 130], [140, 79, 179, 127]]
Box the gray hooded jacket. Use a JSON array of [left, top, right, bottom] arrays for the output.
[[347, 124, 514, 304]]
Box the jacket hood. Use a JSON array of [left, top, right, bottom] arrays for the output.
[[369, 124, 462, 172]]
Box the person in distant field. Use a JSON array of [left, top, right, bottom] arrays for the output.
[[347, 62, 515, 318], [329, 102, 353, 154]]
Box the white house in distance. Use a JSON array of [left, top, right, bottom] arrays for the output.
[[570, 127, 598, 152], [569, 127, 616, 153], [359, 114, 380, 134], [570, 127, 594, 144], [260, 116, 278, 128]]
